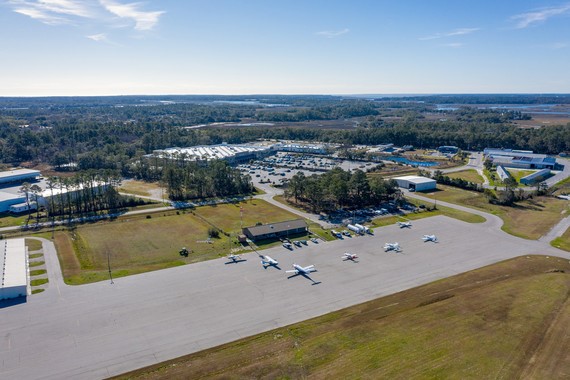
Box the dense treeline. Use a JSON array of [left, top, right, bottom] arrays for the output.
[[1, 96, 569, 171], [22, 170, 145, 225], [284, 168, 401, 212], [159, 159, 253, 201]]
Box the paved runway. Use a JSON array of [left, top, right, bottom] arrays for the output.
[[0, 216, 568, 379]]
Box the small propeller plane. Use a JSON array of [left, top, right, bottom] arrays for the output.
[[225, 254, 245, 263], [422, 234, 438, 242], [397, 221, 412, 228], [261, 255, 280, 269], [286, 263, 319, 284], [384, 242, 402, 252], [342, 252, 358, 261]]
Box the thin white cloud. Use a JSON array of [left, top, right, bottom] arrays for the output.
[[548, 42, 569, 49], [419, 27, 479, 40], [87, 33, 107, 41], [316, 28, 349, 38], [511, 4, 570, 28], [7, 0, 165, 33], [442, 42, 464, 48], [8, 0, 93, 24], [99, 0, 165, 31]]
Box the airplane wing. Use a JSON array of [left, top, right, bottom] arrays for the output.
[[286, 270, 299, 274]]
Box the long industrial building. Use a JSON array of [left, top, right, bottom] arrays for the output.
[[0, 239, 29, 300], [484, 148, 557, 170], [151, 143, 273, 164]]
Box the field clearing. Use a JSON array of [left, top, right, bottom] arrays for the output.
[[514, 114, 570, 128], [422, 185, 570, 239], [119, 180, 165, 198], [446, 169, 484, 184], [53, 200, 304, 284], [193, 199, 300, 234], [115, 256, 570, 380]]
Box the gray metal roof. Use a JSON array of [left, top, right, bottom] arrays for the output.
[[243, 219, 307, 237]]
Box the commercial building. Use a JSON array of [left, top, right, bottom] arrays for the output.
[[0, 192, 28, 213], [151, 143, 273, 164], [484, 148, 557, 170], [438, 146, 459, 154], [242, 219, 308, 241], [273, 143, 328, 155], [393, 176, 437, 192], [520, 169, 551, 185], [0, 239, 29, 301], [496, 166, 511, 181], [0, 169, 40, 185]]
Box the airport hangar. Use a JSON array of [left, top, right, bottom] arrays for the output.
[[0, 239, 28, 301], [242, 219, 308, 241], [393, 175, 437, 192]]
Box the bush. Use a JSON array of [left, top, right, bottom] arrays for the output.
[[208, 227, 220, 238]]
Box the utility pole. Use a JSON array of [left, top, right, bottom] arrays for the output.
[[107, 250, 114, 284]]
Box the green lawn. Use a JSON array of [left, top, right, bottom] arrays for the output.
[[0, 213, 28, 228], [509, 169, 537, 185], [421, 185, 570, 239], [54, 199, 305, 285], [193, 199, 301, 235], [114, 256, 570, 380], [446, 169, 484, 184], [551, 227, 570, 251], [25, 239, 43, 251]]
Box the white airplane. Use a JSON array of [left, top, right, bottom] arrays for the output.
[[261, 255, 280, 268], [397, 221, 412, 228], [226, 254, 244, 263], [286, 263, 317, 276], [384, 242, 402, 252], [342, 252, 358, 261], [422, 234, 438, 242]]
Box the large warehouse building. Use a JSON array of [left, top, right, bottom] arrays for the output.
[[0, 169, 40, 185], [0, 239, 29, 301], [393, 176, 437, 192], [484, 148, 558, 170]]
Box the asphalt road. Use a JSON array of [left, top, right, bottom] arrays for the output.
[[1, 215, 568, 379]]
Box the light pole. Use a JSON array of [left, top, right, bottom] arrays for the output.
[[107, 250, 114, 284]]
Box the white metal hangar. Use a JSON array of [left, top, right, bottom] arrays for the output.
[[393, 175, 436, 192], [0, 239, 29, 301]]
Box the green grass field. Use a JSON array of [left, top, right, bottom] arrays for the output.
[[114, 256, 570, 380], [25, 239, 43, 251], [509, 169, 535, 183], [0, 213, 28, 228], [551, 227, 570, 252], [193, 199, 300, 235], [446, 169, 484, 184], [422, 185, 570, 239], [54, 200, 305, 285]]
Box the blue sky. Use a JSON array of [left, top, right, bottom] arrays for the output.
[[1, 0, 569, 96]]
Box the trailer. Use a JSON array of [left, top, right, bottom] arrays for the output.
[[347, 224, 364, 234], [354, 224, 371, 234]]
